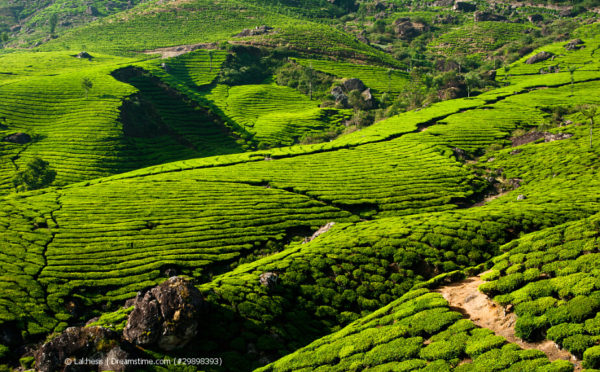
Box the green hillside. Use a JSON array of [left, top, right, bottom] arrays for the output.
[[0, 0, 599, 371]]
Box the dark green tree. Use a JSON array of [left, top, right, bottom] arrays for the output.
[[12, 157, 56, 192], [81, 77, 93, 99], [49, 13, 58, 36], [0, 32, 8, 48]]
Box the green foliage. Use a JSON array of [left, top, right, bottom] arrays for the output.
[[12, 157, 56, 192]]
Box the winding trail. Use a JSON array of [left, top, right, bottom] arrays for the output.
[[435, 274, 581, 370]]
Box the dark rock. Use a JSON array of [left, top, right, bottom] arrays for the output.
[[565, 38, 584, 50], [342, 78, 366, 92], [433, 14, 458, 24], [474, 11, 506, 22], [453, 1, 476, 12], [393, 17, 428, 39], [234, 25, 273, 37], [517, 194, 526, 201], [259, 272, 279, 289], [512, 131, 545, 146], [527, 14, 543, 23], [559, 9, 574, 17], [452, 147, 467, 160], [526, 51, 553, 64], [75, 51, 93, 60], [123, 276, 204, 351], [34, 326, 123, 372], [2, 132, 31, 144], [509, 178, 522, 188], [331, 86, 348, 107]]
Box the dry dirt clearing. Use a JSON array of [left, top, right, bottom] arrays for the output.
[[435, 274, 581, 370]]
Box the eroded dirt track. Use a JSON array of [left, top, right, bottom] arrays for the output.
[[435, 274, 580, 370]]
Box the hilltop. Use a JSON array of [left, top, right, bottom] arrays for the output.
[[0, 0, 599, 371]]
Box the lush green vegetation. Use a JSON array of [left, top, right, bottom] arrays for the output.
[[1, 1, 600, 371]]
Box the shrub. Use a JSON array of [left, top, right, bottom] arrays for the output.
[[562, 334, 595, 358], [465, 335, 506, 357], [515, 315, 548, 342], [534, 359, 574, 372], [584, 345, 600, 369], [547, 323, 584, 344], [12, 157, 56, 191]]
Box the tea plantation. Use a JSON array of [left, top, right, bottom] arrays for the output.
[[0, 0, 600, 371]]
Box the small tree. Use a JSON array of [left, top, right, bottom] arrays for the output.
[[0, 32, 8, 48], [464, 72, 482, 98], [49, 13, 58, 36], [81, 77, 93, 99], [581, 104, 597, 149], [12, 157, 56, 192], [568, 65, 578, 95]]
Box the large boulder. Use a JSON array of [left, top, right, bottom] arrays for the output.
[[234, 25, 273, 37], [123, 276, 204, 351], [2, 132, 31, 144], [528, 14, 544, 23], [361, 88, 375, 109], [342, 78, 366, 92], [393, 18, 428, 39], [259, 272, 279, 289], [34, 326, 126, 372], [474, 11, 506, 22], [75, 51, 93, 60], [526, 51, 553, 64], [453, 1, 476, 12], [565, 38, 584, 51]]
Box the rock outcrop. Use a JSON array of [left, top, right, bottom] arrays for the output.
[[234, 25, 273, 37], [565, 38, 584, 50], [123, 276, 204, 351], [393, 18, 428, 39], [259, 272, 279, 289], [342, 78, 366, 92], [526, 51, 553, 64], [76, 51, 93, 60], [473, 11, 506, 22], [453, 1, 476, 12], [35, 326, 126, 372]]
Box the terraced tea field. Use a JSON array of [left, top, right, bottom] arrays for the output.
[[1, 2, 600, 371]]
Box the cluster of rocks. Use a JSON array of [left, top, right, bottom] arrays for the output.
[[511, 131, 573, 147], [330, 78, 375, 109], [75, 51, 93, 60], [34, 277, 205, 372], [565, 38, 585, 51], [234, 25, 273, 37]]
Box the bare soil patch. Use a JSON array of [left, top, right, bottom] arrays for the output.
[[435, 274, 580, 370]]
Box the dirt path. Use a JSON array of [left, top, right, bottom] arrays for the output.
[[435, 274, 580, 370]]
